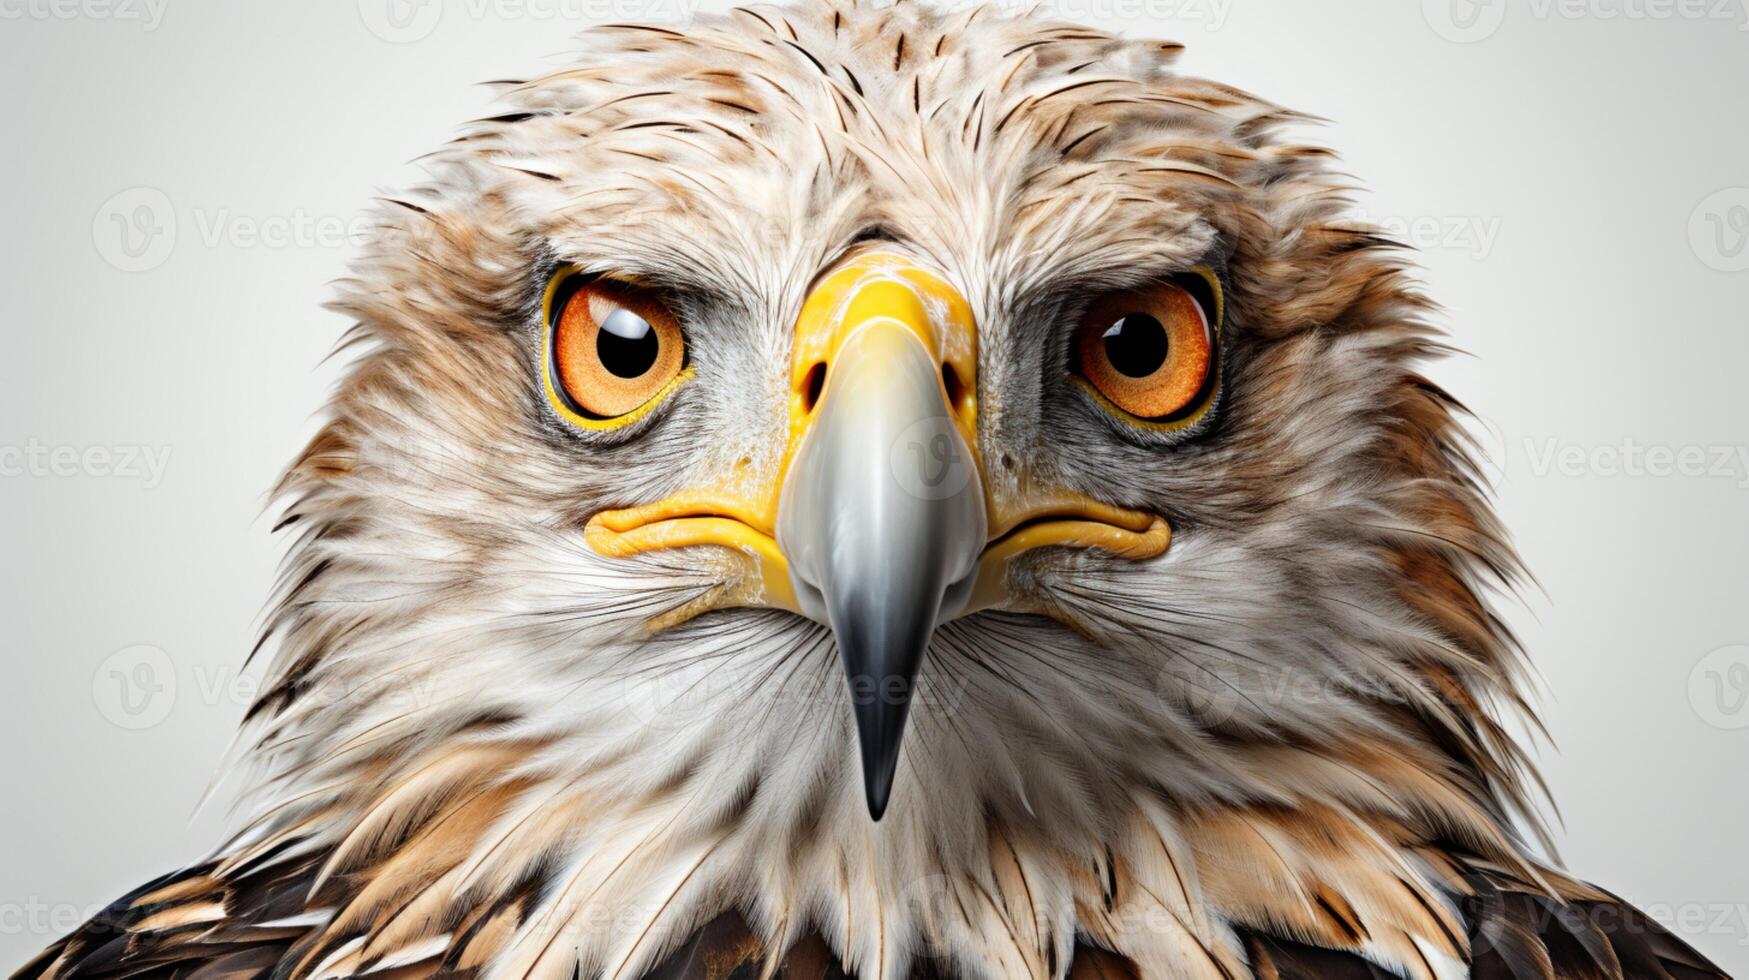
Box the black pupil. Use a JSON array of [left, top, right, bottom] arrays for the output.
[[597, 308, 660, 378], [1102, 314, 1168, 378]]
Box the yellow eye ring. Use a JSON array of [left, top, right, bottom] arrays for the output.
[[1073, 266, 1223, 432], [541, 267, 693, 431]]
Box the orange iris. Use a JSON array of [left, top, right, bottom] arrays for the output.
[[1075, 281, 1215, 421], [549, 278, 686, 420]]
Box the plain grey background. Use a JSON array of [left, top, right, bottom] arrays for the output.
[[2, 0, 1745, 973]]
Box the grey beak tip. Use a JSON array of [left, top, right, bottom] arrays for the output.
[[852, 674, 911, 822], [857, 708, 905, 821], [865, 777, 892, 822]]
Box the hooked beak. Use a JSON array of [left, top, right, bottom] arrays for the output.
[[584, 252, 1171, 821], [776, 286, 986, 820]]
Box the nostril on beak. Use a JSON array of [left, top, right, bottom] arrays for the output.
[[802, 361, 829, 414], [940, 362, 967, 412]]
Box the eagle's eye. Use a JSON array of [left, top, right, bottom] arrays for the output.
[[542, 270, 690, 428], [1074, 273, 1220, 426]]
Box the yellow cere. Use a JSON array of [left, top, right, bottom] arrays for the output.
[[786, 251, 981, 462]]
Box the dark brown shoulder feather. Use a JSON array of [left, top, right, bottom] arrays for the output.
[[18, 875, 1730, 980], [1237, 875, 1730, 980], [13, 857, 325, 980], [1460, 874, 1729, 980]]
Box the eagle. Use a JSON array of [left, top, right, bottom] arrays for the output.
[[17, 3, 1729, 980]]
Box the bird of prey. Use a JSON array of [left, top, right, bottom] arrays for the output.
[[19, 3, 1728, 979]]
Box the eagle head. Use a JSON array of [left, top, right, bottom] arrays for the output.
[[210, 3, 1576, 977]]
